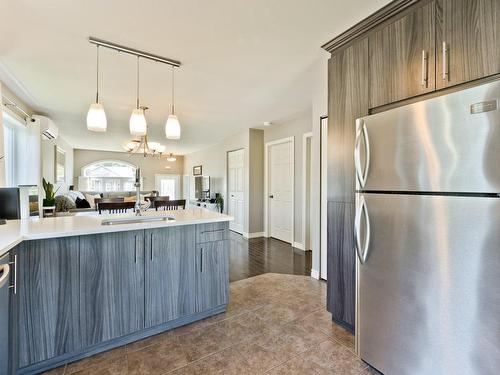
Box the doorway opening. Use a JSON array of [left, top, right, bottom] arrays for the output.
[[302, 132, 313, 251]]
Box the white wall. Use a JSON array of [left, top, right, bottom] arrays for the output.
[[263, 110, 312, 247], [73, 149, 184, 192], [310, 50, 330, 276], [42, 136, 74, 193]]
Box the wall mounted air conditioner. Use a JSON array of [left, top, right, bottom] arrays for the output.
[[32, 115, 58, 140]]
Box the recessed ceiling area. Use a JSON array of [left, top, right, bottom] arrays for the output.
[[0, 0, 389, 154]]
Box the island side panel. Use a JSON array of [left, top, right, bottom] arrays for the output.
[[16, 237, 81, 368]]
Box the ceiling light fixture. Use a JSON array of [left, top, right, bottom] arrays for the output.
[[165, 66, 181, 140], [130, 56, 147, 136], [87, 45, 107, 132], [166, 153, 177, 162]]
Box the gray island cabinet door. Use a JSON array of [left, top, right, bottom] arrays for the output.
[[16, 237, 81, 368], [79, 231, 145, 347], [144, 226, 197, 328], [195, 240, 229, 312]]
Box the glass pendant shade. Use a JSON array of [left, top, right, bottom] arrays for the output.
[[87, 102, 107, 132], [130, 108, 147, 136], [148, 142, 160, 152], [157, 145, 166, 154], [165, 114, 181, 139]]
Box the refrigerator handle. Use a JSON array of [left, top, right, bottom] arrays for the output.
[[354, 119, 370, 188], [355, 196, 371, 265]]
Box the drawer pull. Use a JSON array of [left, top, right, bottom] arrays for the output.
[[200, 229, 225, 234]]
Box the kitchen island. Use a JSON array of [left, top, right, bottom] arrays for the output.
[[0, 209, 232, 374]]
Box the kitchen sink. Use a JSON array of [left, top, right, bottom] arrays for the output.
[[101, 216, 175, 225]]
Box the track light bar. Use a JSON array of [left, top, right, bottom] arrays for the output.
[[88, 37, 181, 67]]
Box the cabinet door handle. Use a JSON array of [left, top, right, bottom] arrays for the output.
[[200, 248, 204, 273], [134, 235, 138, 263], [421, 50, 428, 87], [150, 233, 154, 261], [442, 41, 448, 81], [200, 228, 225, 234], [9, 254, 17, 294]]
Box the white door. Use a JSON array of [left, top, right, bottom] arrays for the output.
[[155, 174, 180, 199], [320, 117, 328, 279], [227, 149, 245, 234], [268, 141, 293, 243]]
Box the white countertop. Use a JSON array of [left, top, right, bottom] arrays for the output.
[[0, 209, 232, 257]]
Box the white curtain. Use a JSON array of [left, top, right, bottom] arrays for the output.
[[0, 83, 5, 187]]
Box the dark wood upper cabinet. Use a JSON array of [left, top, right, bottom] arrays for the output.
[[328, 38, 369, 203], [436, 0, 500, 89], [369, 1, 436, 108]]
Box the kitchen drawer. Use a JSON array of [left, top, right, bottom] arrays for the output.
[[196, 222, 229, 243]]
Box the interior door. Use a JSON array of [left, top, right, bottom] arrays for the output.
[[436, 0, 500, 89], [227, 149, 245, 233], [357, 193, 500, 375], [268, 140, 293, 243]]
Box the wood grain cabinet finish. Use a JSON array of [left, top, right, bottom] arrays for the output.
[[326, 202, 356, 328], [328, 38, 369, 204], [436, 0, 500, 89], [16, 238, 81, 368], [195, 240, 229, 312], [79, 231, 145, 347], [144, 226, 197, 328], [369, 1, 436, 108], [327, 38, 368, 330]]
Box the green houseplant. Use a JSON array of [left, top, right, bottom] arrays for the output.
[[42, 178, 59, 207], [215, 194, 224, 213]]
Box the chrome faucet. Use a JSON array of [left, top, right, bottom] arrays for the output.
[[134, 167, 142, 216]]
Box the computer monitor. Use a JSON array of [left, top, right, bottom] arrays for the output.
[[0, 188, 21, 220]]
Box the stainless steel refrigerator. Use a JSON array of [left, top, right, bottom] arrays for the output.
[[355, 80, 500, 375]]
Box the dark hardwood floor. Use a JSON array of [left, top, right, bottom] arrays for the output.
[[228, 231, 312, 282]]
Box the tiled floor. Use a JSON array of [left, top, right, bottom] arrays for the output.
[[43, 274, 376, 375]]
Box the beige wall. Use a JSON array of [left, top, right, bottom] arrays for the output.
[[42, 136, 74, 193], [263, 110, 312, 246], [183, 129, 264, 236], [73, 149, 184, 192], [249, 129, 264, 233]]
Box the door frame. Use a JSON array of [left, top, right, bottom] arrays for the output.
[[154, 174, 180, 199], [264, 136, 295, 244], [226, 147, 246, 234], [301, 132, 313, 251], [320, 115, 328, 280]]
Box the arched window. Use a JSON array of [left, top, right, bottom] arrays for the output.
[[79, 160, 138, 192]]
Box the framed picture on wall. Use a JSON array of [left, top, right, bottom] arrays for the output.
[[54, 146, 65, 183], [193, 165, 202, 176]]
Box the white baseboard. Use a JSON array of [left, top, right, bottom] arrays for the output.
[[242, 232, 265, 239], [293, 241, 305, 250], [310, 269, 320, 280]]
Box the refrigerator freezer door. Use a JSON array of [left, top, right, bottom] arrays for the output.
[[357, 193, 500, 375], [356, 80, 500, 193]]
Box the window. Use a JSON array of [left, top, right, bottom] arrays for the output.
[[2, 111, 27, 187], [80, 160, 138, 192], [155, 174, 180, 199]]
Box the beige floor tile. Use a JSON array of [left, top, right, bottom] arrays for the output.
[[66, 347, 126, 374], [41, 365, 66, 375], [127, 340, 191, 375], [171, 348, 255, 375], [176, 323, 234, 362]]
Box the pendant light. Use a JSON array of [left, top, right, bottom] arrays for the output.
[[130, 56, 147, 136], [166, 153, 177, 162], [165, 66, 181, 139], [87, 45, 107, 132]]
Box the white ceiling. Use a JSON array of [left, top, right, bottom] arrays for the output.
[[0, 0, 389, 154]]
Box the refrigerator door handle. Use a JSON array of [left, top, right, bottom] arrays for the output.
[[355, 196, 371, 265], [355, 119, 370, 188]]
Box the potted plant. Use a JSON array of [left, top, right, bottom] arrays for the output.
[[215, 194, 224, 213], [42, 178, 59, 207]]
